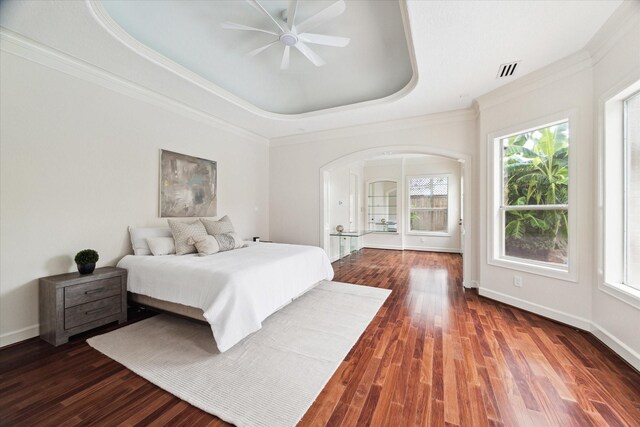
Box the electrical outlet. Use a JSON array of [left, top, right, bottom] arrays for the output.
[[513, 276, 523, 288]]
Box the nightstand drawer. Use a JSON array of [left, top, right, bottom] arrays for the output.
[[64, 277, 121, 307], [64, 295, 122, 330]]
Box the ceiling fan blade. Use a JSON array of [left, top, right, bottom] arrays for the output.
[[281, 46, 290, 70], [245, 0, 287, 33], [296, 0, 346, 34], [287, 0, 298, 30], [298, 33, 350, 47], [295, 42, 326, 67], [248, 41, 278, 56], [222, 22, 278, 36]]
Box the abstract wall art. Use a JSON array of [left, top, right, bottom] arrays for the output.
[[160, 150, 217, 217]]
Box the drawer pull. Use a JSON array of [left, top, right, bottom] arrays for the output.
[[85, 307, 108, 315], [85, 289, 105, 295]]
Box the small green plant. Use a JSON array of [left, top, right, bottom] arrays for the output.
[[75, 249, 99, 265]]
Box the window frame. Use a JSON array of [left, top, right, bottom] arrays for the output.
[[598, 79, 640, 309], [623, 91, 640, 290], [406, 174, 451, 236], [487, 111, 577, 282]]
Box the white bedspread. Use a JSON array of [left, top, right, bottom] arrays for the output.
[[117, 242, 334, 352]]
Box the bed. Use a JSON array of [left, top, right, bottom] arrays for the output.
[[117, 242, 334, 352]]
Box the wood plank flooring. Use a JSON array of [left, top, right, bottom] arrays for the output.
[[1, 249, 639, 426]]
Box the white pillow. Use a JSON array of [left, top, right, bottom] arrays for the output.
[[146, 237, 176, 256], [128, 226, 172, 255]]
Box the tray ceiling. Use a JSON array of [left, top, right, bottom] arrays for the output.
[[0, 0, 625, 138], [100, 0, 415, 115]]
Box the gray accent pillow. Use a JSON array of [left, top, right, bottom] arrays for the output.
[[191, 232, 244, 256], [201, 215, 235, 236], [167, 219, 208, 255], [214, 232, 244, 252]]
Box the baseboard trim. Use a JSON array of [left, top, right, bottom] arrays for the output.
[[362, 244, 403, 251], [403, 246, 462, 254], [464, 280, 480, 289], [478, 286, 640, 372], [590, 323, 640, 372], [478, 287, 592, 330], [0, 324, 39, 348]]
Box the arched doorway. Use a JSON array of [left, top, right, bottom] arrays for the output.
[[319, 145, 473, 288]]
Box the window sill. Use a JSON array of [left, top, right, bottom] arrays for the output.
[[488, 256, 576, 282], [406, 232, 451, 237], [600, 282, 640, 311]]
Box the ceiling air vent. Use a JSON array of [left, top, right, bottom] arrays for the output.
[[496, 61, 520, 78]]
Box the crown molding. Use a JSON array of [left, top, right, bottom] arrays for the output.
[[585, 0, 640, 66], [476, 1, 639, 113], [270, 108, 477, 147], [475, 50, 593, 112], [0, 27, 269, 146], [86, 0, 419, 120]]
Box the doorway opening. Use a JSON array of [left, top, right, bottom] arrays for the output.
[[320, 146, 473, 287]]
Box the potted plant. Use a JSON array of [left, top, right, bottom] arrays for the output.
[[74, 249, 99, 275]]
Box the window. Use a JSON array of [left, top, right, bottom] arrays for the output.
[[601, 81, 640, 304], [493, 119, 571, 271], [408, 176, 448, 233], [624, 92, 640, 290]]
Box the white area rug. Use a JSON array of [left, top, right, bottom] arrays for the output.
[[87, 281, 390, 427]]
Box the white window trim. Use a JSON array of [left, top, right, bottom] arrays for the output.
[[487, 110, 578, 282], [623, 91, 640, 291], [406, 173, 451, 236], [597, 78, 640, 309]]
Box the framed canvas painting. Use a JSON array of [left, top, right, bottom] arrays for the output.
[[160, 150, 217, 217]]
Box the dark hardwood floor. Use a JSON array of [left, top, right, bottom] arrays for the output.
[[1, 249, 639, 426]]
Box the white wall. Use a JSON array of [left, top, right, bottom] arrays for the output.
[[0, 50, 270, 346], [269, 110, 478, 282], [592, 5, 640, 368], [476, 2, 640, 370], [477, 53, 595, 326]]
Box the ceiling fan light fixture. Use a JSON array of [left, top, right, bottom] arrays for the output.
[[224, 0, 349, 69], [279, 33, 298, 46]]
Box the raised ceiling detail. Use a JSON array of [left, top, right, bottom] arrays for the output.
[[100, 0, 416, 115], [222, 0, 351, 71]]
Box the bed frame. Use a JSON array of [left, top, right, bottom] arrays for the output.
[[128, 292, 207, 322]]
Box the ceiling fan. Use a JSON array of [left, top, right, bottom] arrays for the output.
[[222, 0, 350, 70]]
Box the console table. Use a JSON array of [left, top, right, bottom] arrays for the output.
[[330, 230, 371, 261]]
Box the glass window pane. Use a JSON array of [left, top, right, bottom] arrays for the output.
[[409, 177, 448, 232], [504, 209, 568, 266], [502, 122, 569, 207], [411, 209, 447, 232], [626, 93, 640, 289]]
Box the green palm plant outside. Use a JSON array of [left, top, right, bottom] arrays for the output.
[[503, 122, 569, 261]]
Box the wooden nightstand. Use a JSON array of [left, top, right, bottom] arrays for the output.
[[39, 267, 127, 346]]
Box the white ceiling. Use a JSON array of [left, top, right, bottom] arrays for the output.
[[100, 0, 414, 115], [0, 0, 623, 139]]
